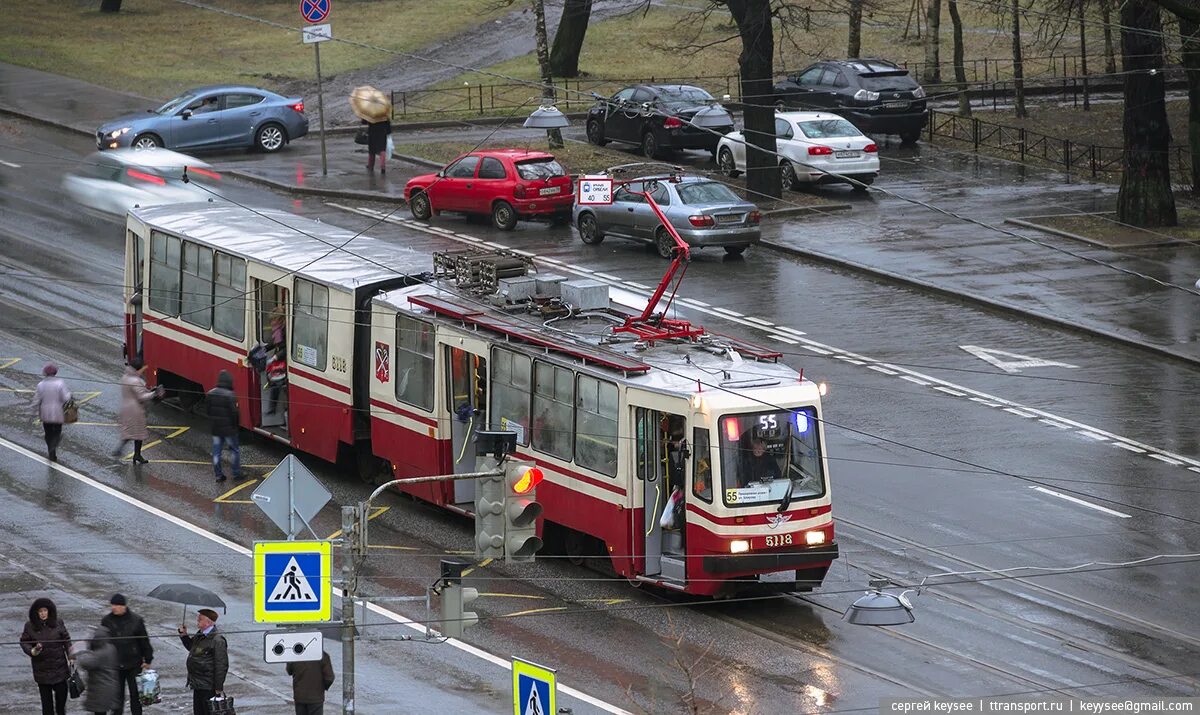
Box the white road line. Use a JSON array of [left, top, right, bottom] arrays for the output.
[[1002, 407, 1038, 419], [1190, 467, 1200, 474], [743, 317, 774, 327], [595, 272, 621, 281], [626, 282, 652, 290], [540, 258, 564, 264], [802, 345, 833, 355], [774, 326, 807, 337], [968, 397, 1001, 407], [679, 298, 710, 307], [712, 308, 744, 317], [0, 436, 631, 715], [868, 365, 899, 375], [1030, 486, 1132, 518], [834, 357, 866, 365], [483, 241, 507, 249], [934, 386, 966, 397], [1038, 419, 1072, 430], [1076, 430, 1109, 441], [1112, 442, 1146, 454], [900, 375, 931, 386], [1149, 454, 1184, 466], [767, 334, 799, 345], [0, 159, 20, 168]]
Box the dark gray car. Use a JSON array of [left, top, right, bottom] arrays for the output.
[[573, 176, 761, 258], [96, 85, 309, 153]]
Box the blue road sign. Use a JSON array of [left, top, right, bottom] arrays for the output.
[[300, 0, 330, 24], [512, 658, 556, 715], [254, 541, 331, 623]]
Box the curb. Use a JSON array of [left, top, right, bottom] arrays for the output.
[[1005, 217, 1185, 249], [763, 203, 851, 219], [757, 239, 1200, 368], [223, 169, 408, 205], [0, 106, 92, 138]]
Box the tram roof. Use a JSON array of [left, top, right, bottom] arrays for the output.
[[128, 203, 425, 291], [374, 282, 817, 400]]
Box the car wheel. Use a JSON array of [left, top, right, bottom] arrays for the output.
[[780, 160, 801, 191], [131, 133, 163, 150], [642, 132, 662, 159], [492, 200, 518, 231], [654, 228, 676, 259], [586, 119, 608, 147], [724, 246, 746, 257], [900, 130, 921, 145], [718, 147, 740, 178], [578, 213, 604, 245], [255, 123, 287, 153], [409, 191, 432, 220]]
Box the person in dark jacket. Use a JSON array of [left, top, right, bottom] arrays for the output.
[[99, 593, 154, 715], [206, 370, 241, 482], [74, 625, 121, 715], [19, 598, 72, 715], [363, 118, 391, 174], [287, 650, 335, 715], [178, 609, 228, 715]]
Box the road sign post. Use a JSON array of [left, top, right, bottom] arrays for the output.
[[512, 658, 556, 715], [251, 455, 331, 540], [253, 540, 332, 623], [300, 0, 331, 176]]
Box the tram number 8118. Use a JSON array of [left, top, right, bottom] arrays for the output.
[[764, 533, 793, 547]]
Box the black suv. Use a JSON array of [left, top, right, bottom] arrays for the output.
[[586, 84, 734, 159], [773, 59, 927, 143]]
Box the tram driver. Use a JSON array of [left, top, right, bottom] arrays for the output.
[[739, 436, 782, 487]]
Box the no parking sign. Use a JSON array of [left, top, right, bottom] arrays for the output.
[[300, 0, 330, 23]]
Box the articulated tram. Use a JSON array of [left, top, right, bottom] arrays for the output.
[[124, 202, 837, 596]]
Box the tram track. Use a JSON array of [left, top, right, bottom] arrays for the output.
[[829, 518, 1200, 691]]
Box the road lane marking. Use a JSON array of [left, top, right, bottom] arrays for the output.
[[0, 358, 20, 369], [368, 544, 420, 551], [960, 345, 1079, 373], [330, 202, 1200, 478], [1112, 443, 1146, 454], [461, 557, 492, 577], [934, 387, 966, 397], [0, 435, 631, 715], [743, 317, 774, 327], [214, 478, 259, 504], [1030, 486, 1132, 518], [326, 505, 389, 539], [0, 160, 19, 168], [479, 593, 546, 600], [774, 326, 807, 336], [506, 606, 569, 618], [767, 333, 799, 345]]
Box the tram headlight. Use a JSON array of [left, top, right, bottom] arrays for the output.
[[730, 539, 750, 554], [805, 530, 827, 546], [818, 382, 829, 397]]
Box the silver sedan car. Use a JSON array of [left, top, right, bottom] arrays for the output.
[[573, 176, 761, 258]]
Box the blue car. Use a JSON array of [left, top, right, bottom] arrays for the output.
[[96, 85, 309, 153]]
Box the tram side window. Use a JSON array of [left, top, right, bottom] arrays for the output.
[[491, 348, 531, 445], [148, 231, 181, 316], [180, 242, 214, 329], [693, 427, 713, 503], [531, 361, 572, 460], [212, 253, 246, 341], [292, 278, 328, 371], [394, 314, 434, 411], [575, 375, 618, 477]]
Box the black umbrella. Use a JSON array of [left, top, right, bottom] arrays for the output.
[[147, 583, 227, 623]]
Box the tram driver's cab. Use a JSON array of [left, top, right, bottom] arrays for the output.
[[718, 409, 824, 508]]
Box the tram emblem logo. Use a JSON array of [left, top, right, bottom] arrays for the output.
[[375, 341, 390, 383], [766, 513, 792, 529]]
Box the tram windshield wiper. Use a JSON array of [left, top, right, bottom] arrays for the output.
[[777, 479, 794, 513]]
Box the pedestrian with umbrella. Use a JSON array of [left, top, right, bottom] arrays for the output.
[[350, 86, 392, 174], [146, 583, 228, 715]]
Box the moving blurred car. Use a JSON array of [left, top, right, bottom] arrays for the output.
[[717, 112, 879, 191], [773, 59, 927, 143], [63, 149, 222, 218], [405, 149, 574, 231], [585, 85, 734, 159], [573, 176, 760, 258], [96, 85, 308, 153]]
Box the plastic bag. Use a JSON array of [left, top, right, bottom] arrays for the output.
[[386, 135, 395, 157], [659, 488, 683, 529], [136, 668, 161, 705]]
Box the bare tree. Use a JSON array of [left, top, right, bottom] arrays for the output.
[[849, 0, 865, 56], [1011, 0, 1027, 117], [948, 0, 971, 115], [1178, 16, 1200, 193], [1078, 2, 1091, 110], [532, 0, 564, 148], [1101, 0, 1118, 73], [925, 0, 943, 82], [1117, 0, 1176, 226], [550, 0, 594, 77]]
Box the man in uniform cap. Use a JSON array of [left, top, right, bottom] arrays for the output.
[[178, 609, 227, 715]]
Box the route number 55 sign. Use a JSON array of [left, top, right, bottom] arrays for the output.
[[577, 178, 613, 205]]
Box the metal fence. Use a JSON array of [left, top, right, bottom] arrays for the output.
[[925, 108, 1193, 190]]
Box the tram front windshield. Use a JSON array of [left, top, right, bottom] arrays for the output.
[[718, 408, 824, 508]]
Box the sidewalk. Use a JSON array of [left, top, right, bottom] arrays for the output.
[[2, 61, 1196, 365]]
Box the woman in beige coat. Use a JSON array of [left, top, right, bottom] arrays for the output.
[[112, 359, 160, 464]]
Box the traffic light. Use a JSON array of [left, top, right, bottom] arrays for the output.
[[504, 461, 544, 564], [440, 582, 479, 638], [475, 472, 505, 559]]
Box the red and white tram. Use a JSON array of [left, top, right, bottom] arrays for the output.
[[124, 202, 838, 596]]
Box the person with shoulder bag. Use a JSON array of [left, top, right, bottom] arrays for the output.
[[20, 598, 73, 715], [32, 363, 72, 462], [179, 609, 229, 715]]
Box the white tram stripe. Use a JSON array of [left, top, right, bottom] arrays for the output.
[[0, 436, 631, 715], [1030, 486, 1132, 518]]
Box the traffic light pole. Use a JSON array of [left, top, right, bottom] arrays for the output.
[[340, 505, 356, 715]]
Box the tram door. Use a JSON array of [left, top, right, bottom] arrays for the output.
[[128, 232, 146, 361], [446, 342, 488, 506], [254, 282, 289, 432], [633, 405, 688, 582]]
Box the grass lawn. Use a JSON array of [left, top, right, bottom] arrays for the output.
[[1015, 210, 1200, 247], [1, 0, 506, 98]]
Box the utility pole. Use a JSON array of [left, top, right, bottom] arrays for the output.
[[341, 505, 356, 715]]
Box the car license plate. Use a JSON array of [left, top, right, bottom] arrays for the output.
[[759, 570, 796, 584], [835, 150, 860, 159], [716, 214, 741, 224], [883, 100, 908, 109], [539, 186, 562, 196]]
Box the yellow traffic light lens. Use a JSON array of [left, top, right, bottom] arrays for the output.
[[513, 467, 543, 494]]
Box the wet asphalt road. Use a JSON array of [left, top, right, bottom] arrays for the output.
[[2, 116, 1200, 712]]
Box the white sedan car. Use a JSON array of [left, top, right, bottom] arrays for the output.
[[63, 149, 223, 219], [717, 112, 879, 191]]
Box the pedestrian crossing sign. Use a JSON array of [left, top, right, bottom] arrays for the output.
[[512, 658, 555, 715], [253, 541, 332, 623]]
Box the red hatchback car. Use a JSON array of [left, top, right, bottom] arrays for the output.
[[405, 149, 574, 231]]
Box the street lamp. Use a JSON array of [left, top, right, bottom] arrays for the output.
[[523, 104, 570, 129], [843, 579, 915, 626]]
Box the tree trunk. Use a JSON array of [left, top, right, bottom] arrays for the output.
[[1011, 0, 1026, 118], [1079, 6, 1090, 111], [99, 0, 122, 11], [532, 0, 563, 148], [949, 0, 970, 116], [848, 0, 864, 58], [925, 0, 942, 82], [1117, 0, 1176, 226], [550, 0, 593, 78], [1101, 0, 1118, 74], [1179, 16, 1200, 195], [722, 0, 781, 200]]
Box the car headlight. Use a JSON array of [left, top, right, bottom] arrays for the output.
[[107, 127, 131, 139], [853, 89, 880, 102], [912, 86, 927, 99]]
